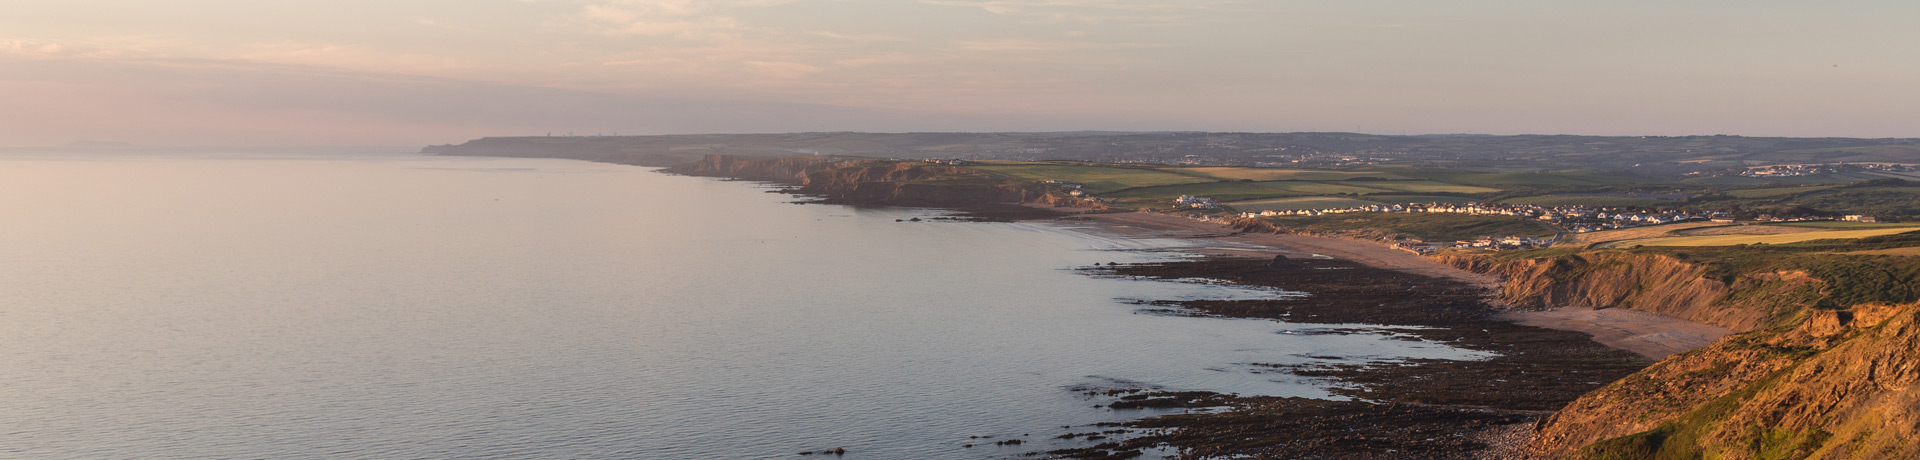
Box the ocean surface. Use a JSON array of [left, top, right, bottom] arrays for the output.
[[0, 152, 1482, 459]]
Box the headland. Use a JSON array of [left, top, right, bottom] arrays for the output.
[[426, 137, 1920, 459]]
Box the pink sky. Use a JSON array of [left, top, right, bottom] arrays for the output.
[[4, 1, 1917, 146]]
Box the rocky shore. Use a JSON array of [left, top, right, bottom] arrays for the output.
[[646, 156, 1671, 457], [1032, 256, 1651, 459]]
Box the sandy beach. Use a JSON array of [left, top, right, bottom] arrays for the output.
[[1068, 211, 1730, 359]]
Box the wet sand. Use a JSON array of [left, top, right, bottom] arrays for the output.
[[1065, 211, 1726, 360], [1073, 211, 1503, 289]]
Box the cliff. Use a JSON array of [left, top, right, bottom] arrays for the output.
[[665, 154, 1104, 210], [1559, 302, 1920, 459], [1436, 252, 1822, 332], [1440, 248, 1920, 458], [421, 137, 738, 167]]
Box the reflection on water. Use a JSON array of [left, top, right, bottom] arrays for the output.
[[0, 152, 1482, 459]]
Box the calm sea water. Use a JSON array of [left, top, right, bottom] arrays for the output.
[[0, 152, 1480, 459]]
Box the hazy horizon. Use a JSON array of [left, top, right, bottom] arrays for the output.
[[7, 1, 1918, 146]]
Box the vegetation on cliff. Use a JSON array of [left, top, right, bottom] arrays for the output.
[[1445, 237, 1920, 458]]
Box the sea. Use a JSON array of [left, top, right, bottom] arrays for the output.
[[0, 151, 1482, 459]]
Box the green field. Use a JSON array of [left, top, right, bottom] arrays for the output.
[[1365, 195, 1482, 204], [1248, 180, 1389, 195], [965, 162, 1213, 193], [1223, 196, 1381, 212], [1184, 167, 1408, 181], [1774, 221, 1920, 229], [1356, 180, 1501, 194], [1501, 195, 1681, 208], [1724, 185, 1841, 198], [1600, 227, 1920, 247], [1410, 172, 1605, 187], [1100, 181, 1298, 201]]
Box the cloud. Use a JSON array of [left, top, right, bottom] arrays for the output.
[[0, 39, 66, 57], [953, 38, 1158, 52], [808, 31, 908, 42], [577, 0, 797, 38], [0, 56, 1030, 146], [742, 60, 824, 78], [919, 0, 1236, 25]]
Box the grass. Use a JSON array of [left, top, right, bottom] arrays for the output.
[[1365, 194, 1481, 204], [1248, 180, 1388, 195], [1569, 221, 1721, 245], [1501, 195, 1681, 208], [1222, 196, 1381, 212], [1100, 181, 1299, 201], [965, 162, 1214, 193], [1725, 185, 1841, 198], [1836, 247, 1920, 257], [1598, 227, 1920, 247], [1411, 171, 1645, 187], [1354, 180, 1501, 194], [1182, 167, 1409, 181], [1774, 221, 1920, 229]]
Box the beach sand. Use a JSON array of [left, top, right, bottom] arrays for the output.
[[1067, 211, 1729, 359]]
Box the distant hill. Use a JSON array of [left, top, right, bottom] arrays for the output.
[[424, 132, 1920, 175]]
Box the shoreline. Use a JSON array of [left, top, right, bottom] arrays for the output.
[[1056, 210, 1729, 360], [643, 165, 1710, 457]]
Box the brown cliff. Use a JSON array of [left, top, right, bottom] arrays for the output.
[[1440, 249, 1920, 459], [1436, 251, 1820, 332], [1559, 302, 1920, 459]]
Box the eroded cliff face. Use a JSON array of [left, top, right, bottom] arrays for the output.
[[1438, 252, 1821, 332], [1442, 250, 1920, 459], [1555, 303, 1920, 459], [665, 155, 1103, 209]]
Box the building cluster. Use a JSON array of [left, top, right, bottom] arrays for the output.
[[1174, 195, 1220, 209], [1738, 163, 1915, 178], [920, 158, 971, 165], [1251, 153, 1393, 168], [1858, 163, 1918, 173], [1741, 164, 1837, 177], [1394, 235, 1556, 253], [1235, 202, 1714, 233]]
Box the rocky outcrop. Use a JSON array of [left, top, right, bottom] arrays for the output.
[[1439, 249, 1920, 458], [663, 154, 848, 183], [1550, 302, 1920, 459]]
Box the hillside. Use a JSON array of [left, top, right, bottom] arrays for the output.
[[1443, 238, 1920, 458]]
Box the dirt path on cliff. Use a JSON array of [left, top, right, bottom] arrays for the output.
[[1067, 211, 1729, 359]]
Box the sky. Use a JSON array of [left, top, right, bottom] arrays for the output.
[[3, 0, 1917, 146]]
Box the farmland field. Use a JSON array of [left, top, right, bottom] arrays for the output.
[[965, 162, 1213, 193], [1597, 226, 1920, 247], [1725, 185, 1840, 198], [1567, 221, 1720, 245], [1365, 195, 1481, 204], [1249, 180, 1389, 195], [1223, 196, 1381, 212], [1100, 181, 1298, 201], [1410, 172, 1607, 187], [1183, 167, 1409, 181], [1775, 221, 1920, 229], [1501, 195, 1680, 208], [1357, 180, 1501, 194]]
